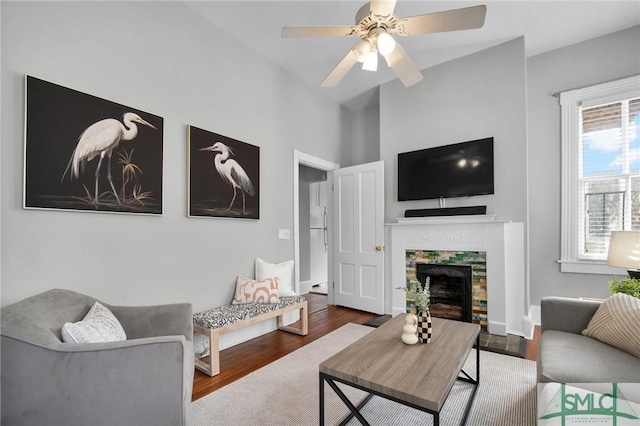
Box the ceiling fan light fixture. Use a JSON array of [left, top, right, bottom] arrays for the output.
[[362, 49, 378, 71], [353, 39, 373, 63], [376, 32, 396, 55]]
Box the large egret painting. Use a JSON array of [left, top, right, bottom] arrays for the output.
[[188, 126, 259, 219], [24, 76, 163, 214]]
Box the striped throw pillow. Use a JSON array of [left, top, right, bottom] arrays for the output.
[[581, 293, 640, 358], [232, 276, 280, 304]]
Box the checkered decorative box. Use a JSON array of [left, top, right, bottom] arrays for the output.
[[417, 312, 432, 343]]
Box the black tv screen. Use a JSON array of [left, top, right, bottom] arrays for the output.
[[397, 138, 494, 201]]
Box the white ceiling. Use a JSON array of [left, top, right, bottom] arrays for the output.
[[182, 1, 640, 110]]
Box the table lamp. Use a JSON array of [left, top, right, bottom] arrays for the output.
[[607, 231, 640, 279]]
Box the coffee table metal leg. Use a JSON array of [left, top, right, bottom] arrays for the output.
[[321, 372, 371, 426], [475, 334, 480, 385], [457, 335, 481, 425], [338, 394, 374, 426], [320, 372, 325, 426]]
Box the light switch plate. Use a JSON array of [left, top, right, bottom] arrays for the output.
[[279, 229, 290, 240]]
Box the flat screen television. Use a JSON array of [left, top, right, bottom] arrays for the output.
[[397, 137, 494, 201]]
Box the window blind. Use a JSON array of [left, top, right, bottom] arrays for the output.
[[578, 96, 640, 258]]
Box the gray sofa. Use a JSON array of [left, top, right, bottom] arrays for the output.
[[538, 296, 640, 383], [1, 288, 194, 426]]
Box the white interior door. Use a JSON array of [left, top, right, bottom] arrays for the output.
[[332, 161, 385, 314]]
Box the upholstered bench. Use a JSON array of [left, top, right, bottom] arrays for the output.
[[192, 296, 308, 376]]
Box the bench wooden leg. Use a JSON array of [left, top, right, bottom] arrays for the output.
[[194, 325, 220, 377], [277, 301, 309, 336]]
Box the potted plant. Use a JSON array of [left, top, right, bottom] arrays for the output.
[[404, 279, 431, 315], [608, 276, 640, 298]]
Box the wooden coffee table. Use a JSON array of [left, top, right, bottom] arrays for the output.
[[319, 315, 480, 426]]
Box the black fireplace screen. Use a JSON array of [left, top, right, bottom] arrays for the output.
[[416, 263, 473, 323]]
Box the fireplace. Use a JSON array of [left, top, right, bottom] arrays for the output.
[[416, 263, 473, 323], [390, 218, 528, 337]]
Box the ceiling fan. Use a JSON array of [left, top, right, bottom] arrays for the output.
[[281, 0, 486, 88]]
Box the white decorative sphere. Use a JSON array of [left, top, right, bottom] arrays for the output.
[[401, 332, 418, 345], [405, 313, 417, 325], [402, 324, 417, 334]]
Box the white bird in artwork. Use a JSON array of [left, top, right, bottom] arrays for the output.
[[199, 142, 255, 214], [62, 112, 157, 204]]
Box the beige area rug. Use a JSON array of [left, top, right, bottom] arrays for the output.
[[189, 323, 537, 426]]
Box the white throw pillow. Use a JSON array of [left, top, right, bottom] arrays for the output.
[[61, 302, 127, 344], [255, 258, 296, 297]]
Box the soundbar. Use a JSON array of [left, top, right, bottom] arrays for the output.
[[404, 206, 487, 218]]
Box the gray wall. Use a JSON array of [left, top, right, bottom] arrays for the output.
[[1, 1, 346, 311], [348, 103, 381, 166], [380, 38, 529, 224], [379, 27, 640, 312], [379, 38, 529, 314], [526, 26, 640, 305]]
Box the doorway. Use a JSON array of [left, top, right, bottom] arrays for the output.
[[293, 151, 385, 314], [293, 150, 339, 304], [299, 166, 328, 294]]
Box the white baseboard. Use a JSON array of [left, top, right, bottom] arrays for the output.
[[218, 312, 300, 351], [488, 321, 507, 336], [518, 306, 540, 340], [529, 304, 541, 326], [391, 307, 405, 317], [219, 320, 277, 351], [299, 280, 313, 294]]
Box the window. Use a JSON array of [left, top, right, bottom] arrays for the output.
[[560, 75, 640, 274]]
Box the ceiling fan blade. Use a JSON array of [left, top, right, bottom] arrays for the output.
[[321, 43, 363, 87], [382, 43, 423, 87], [281, 25, 357, 38], [370, 0, 397, 17], [396, 5, 487, 36]]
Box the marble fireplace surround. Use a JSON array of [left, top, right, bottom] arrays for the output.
[[388, 216, 527, 337]]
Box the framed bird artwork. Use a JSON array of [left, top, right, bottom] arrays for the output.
[[187, 125, 260, 219], [23, 75, 164, 215]]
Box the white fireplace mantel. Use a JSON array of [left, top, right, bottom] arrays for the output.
[[387, 216, 526, 337]]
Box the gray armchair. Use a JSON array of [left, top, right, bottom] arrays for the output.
[[538, 296, 640, 383], [1, 288, 194, 426]]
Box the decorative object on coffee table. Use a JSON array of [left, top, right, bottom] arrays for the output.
[[416, 310, 432, 343], [400, 277, 431, 343], [401, 313, 418, 345]]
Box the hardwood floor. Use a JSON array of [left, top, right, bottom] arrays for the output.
[[526, 325, 541, 361], [192, 293, 375, 401], [192, 293, 540, 401]]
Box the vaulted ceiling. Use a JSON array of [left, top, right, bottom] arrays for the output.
[[183, 1, 640, 110]]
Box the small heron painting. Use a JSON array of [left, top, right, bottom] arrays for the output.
[[188, 125, 260, 219], [23, 76, 163, 215]]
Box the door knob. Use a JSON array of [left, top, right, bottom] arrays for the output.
[[375, 245, 383, 252]]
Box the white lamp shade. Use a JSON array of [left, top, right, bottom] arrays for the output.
[[607, 231, 640, 270]]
